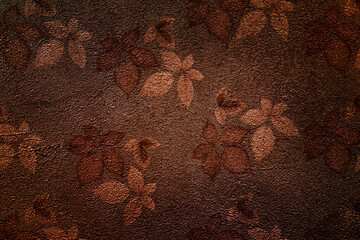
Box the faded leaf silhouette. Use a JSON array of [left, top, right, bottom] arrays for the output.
[[0, 144, 15, 171], [93, 180, 129, 204], [121, 28, 140, 50], [251, 125, 275, 162], [34, 39, 64, 69], [144, 18, 175, 49], [177, 75, 194, 108], [325, 142, 350, 175], [236, 10, 267, 40], [114, 61, 141, 97], [271, 116, 299, 137], [139, 72, 174, 97], [44, 20, 68, 39], [202, 120, 218, 145], [123, 138, 159, 170], [186, 1, 208, 27], [102, 148, 124, 176], [128, 166, 144, 193], [228, 194, 259, 225], [76, 154, 103, 186], [193, 144, 221, 179], [206, 9, 234, 45], [214, 107, 227, 125], [18, 143, 37, 174], [222, 147, 251, 174], [271, 11, 289, 40], [68, 38, 86, 69], [26, 194, 57, 225], [219, 126, 248, 147], [123, 197, 143, 226], [129, 47, 158, 68], [325, 39, 351, 70]]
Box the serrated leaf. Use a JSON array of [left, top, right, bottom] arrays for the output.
[[271, 11, 289, 40], [114, 60, 141, 97], [202, 119, 218, 144], [44, 20, 68, 39], [76, 154, 103, 186], [222, 147, 251, 174], [161, 51, 182, 72], [236, 10, 267, 40], [34, 39, 64, 69], [139, 72, 174, 97], [19, 143, 37, 173], [68, 38, 86, 68], [123, 197, 143, 225], [0, 144, 14, 171], [271, 115, 299, 136], [177, 74, 194, 108], [214, 107, 227, 125], [128, 166, 144, 193], [93, 180, 129, 204], [219, 126, 248, 147], [251, 125, 275, 162]]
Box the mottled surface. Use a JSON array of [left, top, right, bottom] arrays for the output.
[[1, 0, 360, 239]]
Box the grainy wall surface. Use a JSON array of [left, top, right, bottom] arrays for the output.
[[1, 0, 360, 239]]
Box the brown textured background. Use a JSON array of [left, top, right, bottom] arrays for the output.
[[1, 0, 360, 239]]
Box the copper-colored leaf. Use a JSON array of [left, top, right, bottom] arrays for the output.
[[128, 165, 144, 193], [251, 126, 275, 162], [221, 99, 247, 115], [271, 11, 289, 40], [177, 74, 194, 108], [129, 47, 158, 68], [155, 18, 176, 49], [236, 10, 267, 40], [19, 143, 37, 174], [0, 144, 14, 171], [44, 20, 68, 39], [344, 0, 359, 16], [102, 148, 124, 176], [325, 39, 351, 70], [186, 69, 204, 81], [0, 123, 19, 142], [240, 109, 267, 126], [271, 115, 299, 136], [121, 28, 140, 50], [67, 18, 79, 34], [325, 142, 350, 175], [96, 49, 122, 72], [3, 5, 19, 26], [187, 1, 208, 27], [68, 38, 86, 68], [142, 195, 155, 210], [66, 135, 97, 156], [271, 103, 288, 116], [101, 130, 125, 146], [219, 126, 248, 147], [201, 145, 221, 179], [2, 37, 30, 70], [222, 147, 251, 174], [139, 72, 174, 97], [142, 183, 157, 195], [161, 51, 182, 72], [93, 180, 129, 204], [122, 139, 140, 152], [140, 138, 160, 149], [76, 154, 103, 186], [13, 22, 44, 43], [304, 136, 328, 160], [214, 107, 227, 125], [133, 146, 150, 170], [34, 0, 56, 17], [206, 9, 234, 45], [202, 119, 217, 144], [34, 39, 64, 69], [114, 60, 141, 97], [123, 197, 143, 225], [24, 0, 36, 18]]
